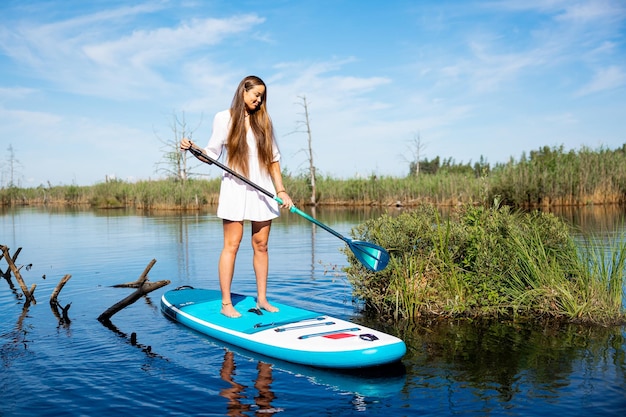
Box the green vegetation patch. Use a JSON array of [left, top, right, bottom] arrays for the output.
[[345, 203, 626, 325]]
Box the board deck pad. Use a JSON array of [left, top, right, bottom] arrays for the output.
[[161, 287, 406, 369], [166, 288, 320, 334]]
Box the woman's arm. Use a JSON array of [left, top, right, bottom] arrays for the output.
[[180, 111, 229, 163], [268, 161, 293, 208]]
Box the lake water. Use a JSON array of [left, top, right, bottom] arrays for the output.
[[1, 206, 625, 416]]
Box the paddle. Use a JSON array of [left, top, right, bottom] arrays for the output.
[[187, 146, 390, 271]]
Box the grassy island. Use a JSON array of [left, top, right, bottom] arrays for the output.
[[345, 203, 626, 325]]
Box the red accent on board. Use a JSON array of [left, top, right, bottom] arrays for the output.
[[323, 333, 357, 339]]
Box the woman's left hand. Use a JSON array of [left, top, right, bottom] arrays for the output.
[[277, 191, 293, 209]]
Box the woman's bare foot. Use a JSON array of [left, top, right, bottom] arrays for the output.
[[257, 300, 279, 313], [221, 302, 242, 318]]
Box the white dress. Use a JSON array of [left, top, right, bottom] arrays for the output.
[[204, 110, 281, 222]]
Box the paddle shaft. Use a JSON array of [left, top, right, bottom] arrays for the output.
[[189, 146, 348, 243], [188, 146, 390, 271]]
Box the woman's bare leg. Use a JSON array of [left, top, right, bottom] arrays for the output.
[[251, 220, 278, 312], [220, 220, 244, 318]]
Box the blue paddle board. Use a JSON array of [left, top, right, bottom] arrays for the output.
[[161, 286, 406, 369]]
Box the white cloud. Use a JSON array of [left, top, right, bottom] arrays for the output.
[[82, 15, 264, 68], [0, 107, 62, 130], [486, 0, 626, 20], [0, 7, 264, 100], [432, 0, 626, 99], [0, 87, 38, 101], [555, 0, 626, 23], [575, 66, 626, 96], [463, 41, 547, 92]]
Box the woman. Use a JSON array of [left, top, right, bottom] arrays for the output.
[[181, 75, 293, 318]]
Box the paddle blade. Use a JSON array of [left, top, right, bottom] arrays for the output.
[[348, 240, 390, 272]]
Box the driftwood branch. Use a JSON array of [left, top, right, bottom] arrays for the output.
[[50, 274, 72, 303], [1, 246, 21, 280], [1, 245, 36, 304], [97, 258, 170, 322], [50, 274, 72, 325], [98, 259, 169, 360], [112, 258, 157, 288], [98, 280, 170, 322]]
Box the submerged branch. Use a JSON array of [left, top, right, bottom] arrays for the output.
[[97, 259, 170, 322], [50, 274, 73, 325], [112, 259, 157, 288], [1, 245, 36, 304]]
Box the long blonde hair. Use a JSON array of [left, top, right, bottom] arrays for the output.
[[227, 75, 276, 177]]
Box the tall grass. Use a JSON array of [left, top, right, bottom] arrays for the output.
[[0, 179, 221, 210], [489, 145, 626, 206], [344, 203, 626, 325], [1, 143, 625, 208], [504, 228, 626, 324], [296, 173, 486, 206]]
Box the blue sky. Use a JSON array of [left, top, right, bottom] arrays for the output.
[[1, 0, 625, 186]]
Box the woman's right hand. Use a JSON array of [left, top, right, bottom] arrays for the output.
[[180, 137, 192, 151]]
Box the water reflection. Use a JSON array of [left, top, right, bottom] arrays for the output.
[[1, 263, 19, 296], [0, 304, 30, 369], [214, 342, 407, 415], [385, 318, 626, 411], [545, 205, 626, 234], [99, 315, 163, 359], [219, 351, 280, 416]]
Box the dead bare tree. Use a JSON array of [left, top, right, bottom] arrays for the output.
[[154, 112, 203, 181], [288, 95, 317, 205], [2, 144, 23, 188], [406, 132, 427, 178]]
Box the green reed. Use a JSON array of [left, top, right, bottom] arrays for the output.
[[489, 145, 626, 206], [0, 179, 221, 210], [504, 228, 626, 324], [2, 144, 625, 208]]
